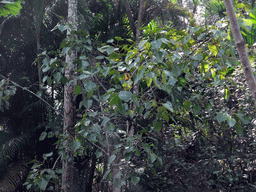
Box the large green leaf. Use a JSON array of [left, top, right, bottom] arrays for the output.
[[118, 91, 132, 102], [163, 101, 174, 112]]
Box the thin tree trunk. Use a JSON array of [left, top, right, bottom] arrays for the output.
[[129, 0, 144, 137], [110, 1, 145, 192], [224, 0, 256, 103], [62, 0, 78, 191]]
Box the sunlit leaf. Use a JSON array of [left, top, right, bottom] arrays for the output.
[[138, 40, 148, 50], [224, 87, 230, 101], [227, 117, 236, 127], [208, 43, 218, 56], [163, 101, 173, 112]]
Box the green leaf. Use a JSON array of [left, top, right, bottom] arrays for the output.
[[3, 95, 9, 101], [101, 116, 110, 126], [39, 132, 47, 141], [118, 91, 132, 102], [115, 36, 123, 41], [227, 117, 236, 127], [36, 91, 42, 97], [216, 112, 227, 123], [208, 43, 218, 56], [96, 55, 105, 60], [183, 100, 192, 110], [96, 151, 103, 158], [71, 140, 81, 151], [54, 72, 62, 83], [154, 121, 162, 132], [84, 99, 93, 109], [224, 87, 230, 101], [47, 132, 54, 138], [0, 1, 22, 17], [107, 39, 114, 43], [131, 176, 140, 185], [107, 46, 116, 55], [44, 152, 53, 158], [144, 100, 154, 109], [193, 105, 201, 114], [59, 24, 69, 32], [235, 124, 243, 136], [110, 93, 120, 106], [102, 67, 110, 77], [84, 81, 96, 92], [150, 153, 156, 163], [235, 3, 245, 8], [108, 155, 116, 164], [138, 40, 148, 50], [74, 85, 81, 96], [143, 143, 151, 154], [62, 47, 70, 55], [136, 148, 140, 156], [38, 178, 48, 190], [151, 39, 162, 50], [163, 101, 173, 112], [124, 152, 132, 161], [81, 60, 89, 69], [236, 112, 250, 124], [102, 169, 111, 180], [146, 77, 153, 87], [78, 74, 90, 80]]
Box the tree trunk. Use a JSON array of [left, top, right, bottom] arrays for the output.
[[62, 0, 78, 191], [224, 0, 256, 104], [110, 1, 145, 192]]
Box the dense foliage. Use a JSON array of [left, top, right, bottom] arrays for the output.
[[1, 0, 256, 191]]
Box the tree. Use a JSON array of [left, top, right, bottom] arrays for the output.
[[62, 0, 78, 191], [224, 0, 256, 103]]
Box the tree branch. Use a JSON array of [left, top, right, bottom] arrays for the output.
[[0, 74, 63, 118]]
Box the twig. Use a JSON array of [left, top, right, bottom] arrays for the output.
[[52, 155, 61, 169], [94, 75, 108, 92], [84, 137, 108, 156], [0, 74, 64, 118]]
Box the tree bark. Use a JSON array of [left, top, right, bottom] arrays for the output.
[[62, 0, 78, 191], [224, 0, 256, 104]]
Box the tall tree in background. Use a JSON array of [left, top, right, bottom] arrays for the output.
[[62, 0, 77, 191]]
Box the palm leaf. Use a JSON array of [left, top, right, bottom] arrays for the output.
[[0, 134, 29, 177], [0, 161, 29, 192]]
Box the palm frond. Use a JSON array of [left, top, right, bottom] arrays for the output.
[[0, 161, 29, 192], [0, 134, 29, 176]]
